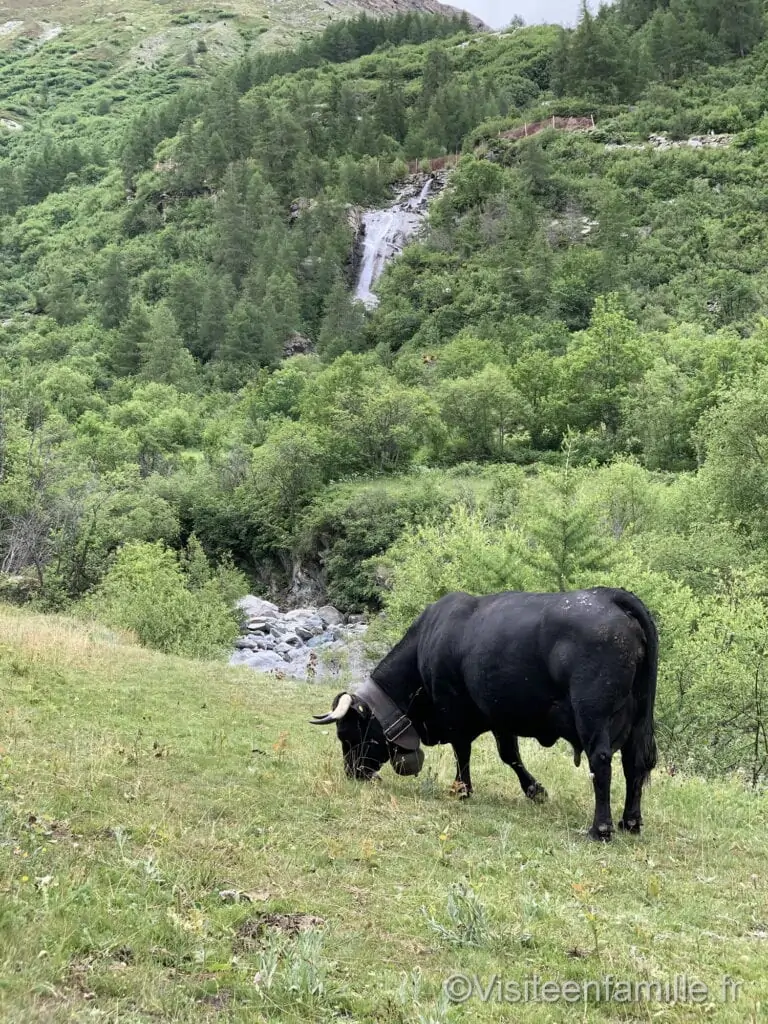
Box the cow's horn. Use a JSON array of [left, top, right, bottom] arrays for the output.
[[309, 693, 354, 725]]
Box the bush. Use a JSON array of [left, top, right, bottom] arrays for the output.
[[370, 505, 533, 638], [80, 539, 242, 658], [297, 478, 456, 610]]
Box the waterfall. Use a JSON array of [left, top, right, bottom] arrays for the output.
[[353, 174, 439, 309]]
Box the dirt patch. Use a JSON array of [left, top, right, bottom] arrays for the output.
[[218, 887, 271, 903], [25, 813, 79, 843], [498, 116, 595, 141], [196, 988, 232, 1010], [36, 22, 62, 43], [567, 946, 592, 958], [235, 912, 325, 948]]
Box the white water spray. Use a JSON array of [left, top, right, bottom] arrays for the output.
[[354, 176, 436, 309]]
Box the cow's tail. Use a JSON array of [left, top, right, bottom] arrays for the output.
[[612, 589, 658, 782]]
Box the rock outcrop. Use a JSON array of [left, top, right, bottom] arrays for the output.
[[341, 0, 486, 30], [230, 595, 371, 682], [605, 133, 734, 152]]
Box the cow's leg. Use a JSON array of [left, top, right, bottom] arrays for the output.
[[618, 730, 655, 833], [449, 741, 472, 798], [583, 729, 614, 841], [617, 746, 644, 833], [495, 733, 548, 803]]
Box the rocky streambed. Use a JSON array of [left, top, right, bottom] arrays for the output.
[[229, 596, 372, 682]]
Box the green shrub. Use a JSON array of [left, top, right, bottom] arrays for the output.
[[297, 477, 456, 610], [81, 539, 242, 658], [370, 505, 533, 638]]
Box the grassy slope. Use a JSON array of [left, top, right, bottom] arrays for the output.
[[0, 605, 766, 1022]]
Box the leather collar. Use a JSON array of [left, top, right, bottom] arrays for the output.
[[352, 678, 422, 751]]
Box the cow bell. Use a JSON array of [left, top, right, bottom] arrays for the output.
[[390, 745, 425, 777]]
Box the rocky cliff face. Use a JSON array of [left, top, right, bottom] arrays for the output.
[[328, 0, 487, 30]]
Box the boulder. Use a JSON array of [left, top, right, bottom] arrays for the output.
[[284, 607, 318, 621], [318, 605, 344, 627], [234, 636, 265, 651], [246, 618, 273, 634], [280, 632, 303, 647], [250, 634, 277, 651], [306, 632, 333, 649], [282, 645, 311, 663], [283, 332, 315, 358], [231, 650, 286, 673], [294, 615, 324, 640], [344, 624, 368, 637], [268, 621, 290, 637], [238, 595, 279, 620], [232, 593, 371, 682]]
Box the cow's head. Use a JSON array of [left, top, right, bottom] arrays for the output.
[[310, 692, 425, 780]]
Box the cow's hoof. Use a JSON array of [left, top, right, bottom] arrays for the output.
[[526, 782, 548, 803], [618, 817, 642, 834], [589, 824, 613, 842], [449, 781, 472, 799]]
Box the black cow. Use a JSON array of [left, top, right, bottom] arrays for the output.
[[310, 587, 658, 841]]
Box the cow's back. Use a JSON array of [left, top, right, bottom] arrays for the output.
[[417, 589, 646, 744]]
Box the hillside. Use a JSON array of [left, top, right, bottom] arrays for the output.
[[0, 0, 484, 59], [0, 605, 766, 1023]]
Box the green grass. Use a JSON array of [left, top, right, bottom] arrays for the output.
[[0, 604, 766, 1023]]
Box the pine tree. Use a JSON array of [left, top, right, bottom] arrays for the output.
[[202, 78, 243, 162], [0, 162, 21, 215], [420, 46, 451, 110], [373, 78, 407, 142], [327, 78, 359, 150], [111, 300, 150, 377], [98, 250, 131, 329], [167, 267, 205, 356], [218, 277, 265, 367], [596, 188, 635, 291], [40, 267, 83, 326], [205, 131, 231, 181], [198, 275, 234, 362], [430, 82, 472, 151], [261, 271, 302, 365], [524, 437, 612, 592], [643, 0, 719, 80], [331, 25, 357, 62], [140, 303, 199, 390], [350, 116, 383, 159], [318, 276, 366, 361], [213, 166, 252, 286], [617, 0, 664, 29], [716, 0, 764, 55], [120, 112, 157, 188], [556, 2, 639, 99]]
